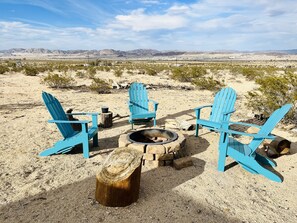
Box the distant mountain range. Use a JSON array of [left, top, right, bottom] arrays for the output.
[[0, 48, 297, 59], [0, 48, 186, 58]]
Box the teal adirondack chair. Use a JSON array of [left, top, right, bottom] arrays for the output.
[[40, 91, 99, 158], [194, 87, 236, 136], [217, 104, 292, 182], [128, 82, 159, 129]]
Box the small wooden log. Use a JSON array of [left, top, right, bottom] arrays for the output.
[[263, 136, 291, 158], [270, 136, 291, 155], [95, 147, 143, 207], [101, 112, 113, 128]]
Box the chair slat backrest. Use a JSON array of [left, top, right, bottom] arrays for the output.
[[248, 104, 292, 152], [210, 87, 237, 122], [42, 91, 75, 138], [129, 82, 149, 115]]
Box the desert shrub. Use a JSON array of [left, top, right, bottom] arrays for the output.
[[42, 73, 76, 88], [54, 64, 69, 72], [76, 71, 86, 78], [10, 66, 23, 72], [171, 67, 190, 82], [189, 66, 207, 78], [104, 66, 111, 72], [89, 78, 111, 93], [145, 67, 157, 76], [36, 65, 53, 73], [0, 64, 10, 74], [137, 69, 145, 75], [171, 66, 206, 82], [114, 68, 123, 77], [246, 72, 297, 122], [262, 66, 279, 75], [284, 66, 297, 74], [127, 70, 133, 75], [96, 66, 105, 71], [87, 67, 96, 79], [232, 66, 262, 80], [24, 66, 39, 76], [192, 76, 225, 91]]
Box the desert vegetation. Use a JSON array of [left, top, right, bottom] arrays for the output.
[[246, 71, 297, 122], [0, 58, 296, 122]]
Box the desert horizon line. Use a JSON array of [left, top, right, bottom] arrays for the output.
[[1, 48, 297, 53]]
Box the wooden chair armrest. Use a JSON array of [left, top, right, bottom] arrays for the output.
[[66, 112, 99, 116], [148, 99, 159, 111], [218, 127, 275, 139], [194, 104, 213, 111], [227, 121, 262, 129], [148, 99, 158, 105], [48, 120, 90, 124], [223, 109, 236, 116]]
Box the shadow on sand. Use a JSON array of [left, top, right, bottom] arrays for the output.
[[0, 156, 240, 223]]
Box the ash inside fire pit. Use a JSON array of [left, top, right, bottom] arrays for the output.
[[127, 129, 178, 145]]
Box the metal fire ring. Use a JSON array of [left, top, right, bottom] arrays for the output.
[[127, 128, 178, 145]]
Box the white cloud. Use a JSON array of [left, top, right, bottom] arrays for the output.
[[140, 0, 160, 4], [1, 0, 297, 50], [167, 4, 191, 15], [113, 8, 188, 31]]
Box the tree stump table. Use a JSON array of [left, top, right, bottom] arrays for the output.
[[101, 112, 113, 128], [95, 147, 143, 207]]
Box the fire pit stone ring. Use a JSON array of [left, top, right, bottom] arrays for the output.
[[118, 128, 186, 169]]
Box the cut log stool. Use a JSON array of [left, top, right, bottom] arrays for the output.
[[264, 136, 291, 158], [101, 112, 113, 128], [95, 147, 143, 207]]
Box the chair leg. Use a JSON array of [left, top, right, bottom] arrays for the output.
[[218, 133, 228, 172], [40, 141, 73, 156], [83, 140, 90, 158], [153, 117, 156, 127], [39, 146, 59, 156], [195, 124, 199, 137], [93, 133, 98, 147]]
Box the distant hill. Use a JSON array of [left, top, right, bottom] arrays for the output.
[[0, 48, 188, 58], [0, 48, 297, 60]]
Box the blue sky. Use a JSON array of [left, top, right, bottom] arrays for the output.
[[0, 0, 296, 51]]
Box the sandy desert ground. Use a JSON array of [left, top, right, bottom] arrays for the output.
[[0, 63, 296, 223]]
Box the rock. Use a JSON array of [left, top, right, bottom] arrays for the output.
[[146, 144, 166, 154], [119, 82, 129, 89], [173, 157, 193, 170], [127, 143, 146, 153], [118, 134, 131, 147], [112, 81, 120, 89]]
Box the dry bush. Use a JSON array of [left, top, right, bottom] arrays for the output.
[[192, 76, 225, 91], [145, 67, 157, 76], [75, 71, 86, 78], [24, 66, 39, 76], [0, 64, 10, 74], [246, 72, 297, 122], [89, 78, 111, 93], [171, 66, 206, 82], [113, 68, 123, 77], [42, 73, 76, 88]]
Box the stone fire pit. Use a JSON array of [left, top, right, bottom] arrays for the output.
[[118, 128, 186, 169]]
